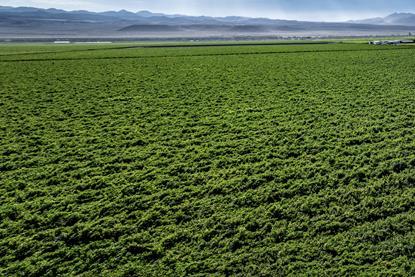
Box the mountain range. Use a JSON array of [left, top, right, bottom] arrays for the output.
[[350, 13, 415, 26], [1, 6, 414, 40]]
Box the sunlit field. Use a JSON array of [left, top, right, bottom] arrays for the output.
[[1, 42, 415, 275]]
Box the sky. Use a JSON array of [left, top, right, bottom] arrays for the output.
[[2, 0, 415, 21]]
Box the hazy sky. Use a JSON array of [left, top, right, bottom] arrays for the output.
[[2, 0, 415, 21]]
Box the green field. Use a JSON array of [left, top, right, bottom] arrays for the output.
[[1, 42, 415, 275]]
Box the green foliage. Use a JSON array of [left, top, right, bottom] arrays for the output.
[[1, 43, 415, 275]]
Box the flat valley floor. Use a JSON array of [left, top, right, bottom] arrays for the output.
[[1, 42, 415, 275]]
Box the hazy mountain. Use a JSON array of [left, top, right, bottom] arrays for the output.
[[1, 6, 415, 40], [385, 13, 415, 25], [350, 12, 415, 26]]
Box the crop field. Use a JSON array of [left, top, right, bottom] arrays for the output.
[[1, 42, 415, 275]]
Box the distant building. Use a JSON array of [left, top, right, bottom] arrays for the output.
[[400, 39, 415, 44], [369, 39, 414, 45], [54, 41, 71, 44]]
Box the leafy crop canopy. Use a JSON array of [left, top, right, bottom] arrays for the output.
[[1, 43, 415, 275]]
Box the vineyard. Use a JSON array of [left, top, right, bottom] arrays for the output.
[[1, 42, 415, 275]]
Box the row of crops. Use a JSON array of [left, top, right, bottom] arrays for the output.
[[1, 42, 415, 275]]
